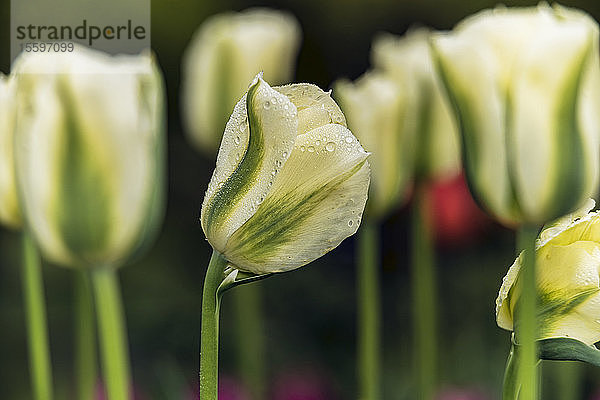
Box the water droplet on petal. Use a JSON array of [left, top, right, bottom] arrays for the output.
[[234, 136, 241, 145], [345, 137, 353, 144], [348, 220, 354, 227], [307, 146, 315, 153], [264, 101, 271, 110], [283, 151, 288, 158], [326, 142, 336, 152], [315, 140, 321, 146], [300, 146, 306, 152]]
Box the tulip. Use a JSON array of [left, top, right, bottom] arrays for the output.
[[182, 8, 301, 155], [496, 199, 600, 345], [371, 28, 461, 182], [0, 74, 20, 229], [13, 46, 166, 400], [201, 74, 369, 274], [430, 4, 600, 225], [199, 74, 369, 399], [343, 28, 461, 400], [335, 72, 409, 219], [432, 5, 600, 399], [13, 47, 166, 269]]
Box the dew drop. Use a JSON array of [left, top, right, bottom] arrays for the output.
[[345, 137, 353, 144], [234, 136, 241, 145], [300, 146, 306, 152], [284, 104, 289, 110], [275, 160, 282, 168], [264, 101, 271, 110], [326, 142, 336, 152], [283, 151, 288, 158], [315, 140, 321, 146], [307, 146, 315, 153], [348, 220, 354, 227]]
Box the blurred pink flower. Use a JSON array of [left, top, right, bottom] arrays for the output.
[[272, 369, 338, 400], [186, 375, 249, 400], [436, 387, 490, 400]]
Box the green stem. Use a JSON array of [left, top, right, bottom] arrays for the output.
[[503, 343, 520, 400], [516, 225, 540, 400], [357, 221, 381, 400], [91, 267, 131, 400], [411, 188, 437, 400], [75, 269, 96, 400], [555, 361, 581, 400], [232, 284, 266, 400], [199, 250, 229, 400], [21, 232, 54, 400]]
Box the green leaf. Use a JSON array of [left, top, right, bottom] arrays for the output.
[[538, 337, 600, 366], [217, 266, 273, 296]]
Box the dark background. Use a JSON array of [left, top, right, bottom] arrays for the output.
[[1, 0, 599, 399]]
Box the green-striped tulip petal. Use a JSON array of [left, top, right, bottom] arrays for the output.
[[335, 72, 410, 219], [201, 75, 370, 274], [13, 47, 166, 269], [0, 74, 21, 229], [182, 8, 301, 155], [431, 3, 600, 225], [496, 199, 600, 345], [372, 28, 461, 182]]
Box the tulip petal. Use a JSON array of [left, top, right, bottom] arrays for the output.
[[335, 73, 410, 218], [276, 83, 347, 131], [0, 75, 20, 228], [201, 76, 298, 251], [223, 123, 370, 274], [431, 34, 519, 223]]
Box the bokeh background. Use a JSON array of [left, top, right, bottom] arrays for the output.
[[1, 0, 600, 399]]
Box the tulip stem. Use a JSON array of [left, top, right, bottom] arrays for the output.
[[92, 267, 131, 400], [555, 362, 582, 400], [232, 284, 266, 399], [22, 232, 54, 400], [200, 250, 229, 400], [75, 269, 96, 400], [516, 224, 540, 400], [411, 187, 437, 400], [357, 220, 381, 400]]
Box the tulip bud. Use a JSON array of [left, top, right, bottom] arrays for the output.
[[0, 74, 21, 229], [182, 8, 301, 155], [334, 73, 410, 218], [431, 4, 600, 225], [201, 74, 370, 274], [372, 28, 462, 182], [496, 199, 600, 345], [13, 47, 166, 268]]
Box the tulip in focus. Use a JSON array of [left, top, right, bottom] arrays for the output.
[[182, 8, 301, 154], [496, 199, 600, 345], [431, 3, 600, 225], [201, 74, 370, 274], [13, 46, 166, 269], [0, 74, 21, 229]]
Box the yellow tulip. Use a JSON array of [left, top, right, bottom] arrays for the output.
[[496, 199, 600, 345], [182, 8, 301, 155], [201, 74, 370, 274]]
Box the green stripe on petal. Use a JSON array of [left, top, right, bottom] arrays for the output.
[[224, 123, 369, 274], [430, 37, 519, 224], [201, 76, 298, 251], [54, 79, 113, 265], [508, 23, 592, 222]]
